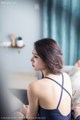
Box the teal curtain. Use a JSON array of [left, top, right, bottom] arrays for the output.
[[41, 0, 80, 65]]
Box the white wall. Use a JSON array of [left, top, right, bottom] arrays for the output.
[[0, 0, 42, 72]]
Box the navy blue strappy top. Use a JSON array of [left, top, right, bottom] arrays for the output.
[[38, 73, 72, 120]]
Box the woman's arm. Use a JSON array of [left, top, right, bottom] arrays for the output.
[[26, 82, 39, 120]]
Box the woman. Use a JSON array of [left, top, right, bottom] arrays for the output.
[[20, 38, 72, 120], [19, 38, 72, 120]]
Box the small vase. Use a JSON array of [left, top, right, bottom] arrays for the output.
[[16, 37, 24, 47]]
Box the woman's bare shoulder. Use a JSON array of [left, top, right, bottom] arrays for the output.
[[63, 72, 72, 95], [29, 78, 43, 86], [27, 79, 44, 93], [62, 72, 71, 80]]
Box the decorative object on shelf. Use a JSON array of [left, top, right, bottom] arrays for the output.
[[16, 36, 24, 47], [9, 33, 16, 47], [0, 40, 11, 47]]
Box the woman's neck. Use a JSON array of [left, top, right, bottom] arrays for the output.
[[42, 69, 51, 77], [41, 69, 60, 78]]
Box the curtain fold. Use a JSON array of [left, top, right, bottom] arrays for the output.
[[42, 0, 80, 65]]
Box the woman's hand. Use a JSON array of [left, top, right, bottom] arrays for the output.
[[20, 104, 29, 116], [14, 105, 29, 120]]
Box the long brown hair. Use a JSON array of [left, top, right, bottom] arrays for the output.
[[34, 38, 63, 74]]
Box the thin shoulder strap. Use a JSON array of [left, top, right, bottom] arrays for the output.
[[57, 73, 64, 109], [44, 75, 72, 99]]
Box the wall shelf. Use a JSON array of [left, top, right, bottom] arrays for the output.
[[8, 45, 25, 48]]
